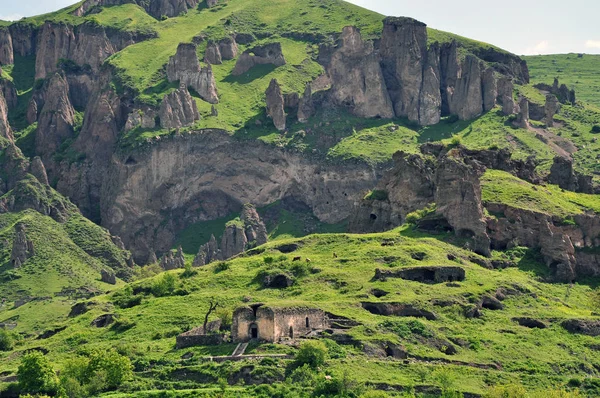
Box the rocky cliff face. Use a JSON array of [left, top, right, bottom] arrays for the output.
[[74, 0, 200, 19], [0, 28, 14, 65], [327, 26, 394, 119], [159, 84, 201, 129], [0, 90, 13, 142], [167, 43, 218, 104], [101, 130, 377, 263], [10, 223, 35, 268], [265, 79, 286, 131]]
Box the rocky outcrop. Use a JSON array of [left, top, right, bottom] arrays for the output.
[[10, 223, 35, 268], [547, 156, 593, 194], [0, 90, 13, 142], [380, 17, 427, 122], [1, 78, 17, 110], [545, 94, 560, 127], [517, 97, 529, 128], [193, 204, 267, 265], [327, 26, 394, 119], [30, 157, 49, 186], [35, 22, 152, 80], [125, 106, 158, 131], [0, 28, 14, 65], [419, 43, 442, 126], [204, 41, 222, 65], [101, 269, 117, 285], [435, 153, 491, 256], [449, 55, 483, 120], [35, 73, 76, 159], [497, 77, 515, 115], [218, 37, 238, 60], [265, 79, 286, 131], [159, 84, 200, 129], [193, 235, 221, 266], [167, 43, 219, 104], [297, 83, 314, 123], [482, 68, 497, 112], [75, 0, 201, 19], [160, 246, 186, 270], [232, 42, 286, 76]]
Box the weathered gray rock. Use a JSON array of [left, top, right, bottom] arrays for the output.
[[482, 68, 497, 112], [265, 79, 286, 131], [101, 269, 117, 285], [159, 84, 201, 129], [562, 319, 600, 336], [0, 90, 13, 142], [167, 43, 219, 104], [193, 234, 220, 266], [497, 77, 515, 115], [328, 26, 394, 119], [204, 41, 222, 65], [232, 42, 286, 76], [35, 73, 75, 158], [75, 0, 201, 19], [160, 246, 185, 270], [380, 17, 427, 122], [297, 82, 314, 123], [218, 36, 238, 60], [419, 43, 442, 126], [10, 223, 35, 268], [30, 157, 49, 186], [241, 204, 268, 246], [9, 23, 36, 57], [1, 78, 17, 110], [206, 0, 218, 7], [125, 106, 158, 131], [440, 41, 460, 116], [220, 223, 248, 259], [545, 94, 560, 127], [435, 154, 491, 256], [547, 156, 589, 193], [0, 28, 14, 65], [517, 97, 529, 128], [449, 55, 483, 120]]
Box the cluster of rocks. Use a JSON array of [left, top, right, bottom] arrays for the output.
[[159, 83, 201, 129], [192, 204, 268, 266], [351, 144, 600, 281], [159, 246, 186, 270], [264, 79, 315, 131], [73, 0, 214, 19], [167, 43, 219, 104], [204, 36, 238, 65], [10, 223, 35, 268], [319, 18, 529, 126], [534, 77, 576, 105], [233, 42, 286, 76]]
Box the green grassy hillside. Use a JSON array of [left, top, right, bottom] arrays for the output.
[[524, 54, 600, 107]]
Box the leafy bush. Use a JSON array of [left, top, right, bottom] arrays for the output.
[[214, 261, 231, 273], [380, 319, 432, 338], [86, 350, 133, 389], [151, 273, 177, 297], [287, 364, 316, 386], [591, 125, 600, 133], [112, 286, 142, 309], [364, 190, 389, 201], [181, 263, 197, 278], [404, 204, 437, 224], [295, 340, 328, 369], [263, 256, 275, 265], [322, 339, 346, 359], [290, 262, 311, 278], [0, 329, 14, 351], [449, 134, 462, 147], [18, 352, 59, 395]]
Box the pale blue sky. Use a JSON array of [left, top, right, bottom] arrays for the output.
[[1, 0, 598, 55]]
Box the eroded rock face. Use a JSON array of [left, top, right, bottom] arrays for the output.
[[545, 94, 560, 127], [517, 97, 529, 128], [482, 68, 497, 112], [297, 82, 314, 123], [75, 0, 201, 19], [102, 130, 377, 263], [419, 43, 442, 126], [204, 41, 222, 65], [101, 269, 117, 285], [497, 77, 515, 115], [380, 17, 427, 122], [9, 23, 36, 57], [327, 26, 394, 119], [449, 55, 483, 120], [221, 223, 248, 260], [30, 157, 49, 186], [218, 37, 238, 60], [125, 106, 158, 131], [193, 234, 220, 266], [265, 79, 286, 131], [547, 156, 593, 194], [167, 43, 218, 104], [160, 246, 185, 270], [35, 73, 75, 159], [159, 84, 200, 129], [241, 204, 268, 246], [232, 42, 286, 76], [0, 28, 14, 65], [0, 90, 13, 142], [10, 223, 35, 268]]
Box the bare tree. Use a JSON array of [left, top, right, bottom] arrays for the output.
[[204, 300, 220, 333]]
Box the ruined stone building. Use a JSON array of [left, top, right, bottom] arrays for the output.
[[232, 304, 328, 343]]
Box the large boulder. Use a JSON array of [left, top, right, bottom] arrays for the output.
[[232, 42, 286, 76], [241, 204, 268, 246], [265, 79, 286, 131], [167, 43, 219, 104], [327, 26, 394, 119], [159, 84, 201, 129]]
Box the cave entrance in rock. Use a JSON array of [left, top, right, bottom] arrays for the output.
[[250, 324, 258, 339], [289, 326, 294, 339]]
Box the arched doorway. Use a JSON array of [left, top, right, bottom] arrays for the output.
[[249, 324, 258, 340]]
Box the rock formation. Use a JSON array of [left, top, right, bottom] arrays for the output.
[[233, 42, 286, 76], [0, 28, 14, 65], [380, 17, 428, 122], [10, 223, 35, 268], [159, 84, 201, 129], [497, 77, 515, 115], [167, 43, 219, 104], [218, 37, 238, 60], [160, 246, 185, 270], [74, 0, 201, 19], [192, 204, 268, 266], [125, 107, 158, 131], [419, 43, 442, 126], [265, 79, 286, 131], [30, 157, 49, 186], [327, 26, 394, 119], [204, 41, 222, 65], [101, 269, 117, 285], [517, 97, 529, 129], [0, 90, 13, 142], [544, 94, 560, 127], [35, 73, 76, 159], [449, 55, 483, 120], [482, 68, 497, 112], [547, 156, 593, 194], [297, 83, 314, 123]]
